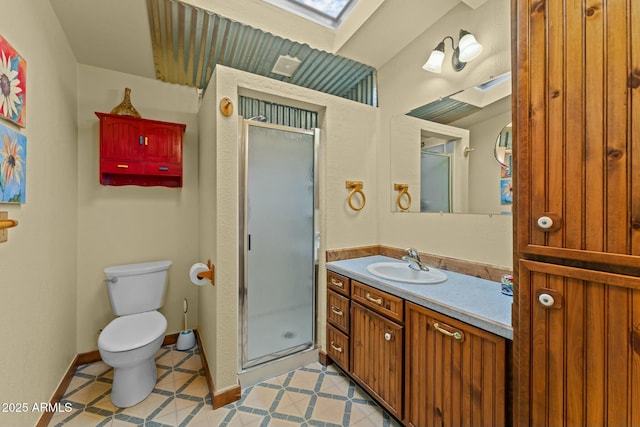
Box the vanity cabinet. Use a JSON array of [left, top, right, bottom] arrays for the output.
[[95, 112, 186, 187], [351, 282, 404, 418], [325, 270, 508, 425], [405, 302, 506, 427]]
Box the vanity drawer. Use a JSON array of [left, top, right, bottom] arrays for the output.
[[351, 281, 404, 323], [327, 324, 350, 371], [327, 290, 350, 334], [327, 271, 350, 296]]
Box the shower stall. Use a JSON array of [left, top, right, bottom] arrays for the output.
[[239, 119, 319, 370]]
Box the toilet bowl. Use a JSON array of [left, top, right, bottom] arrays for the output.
[[97, 260, 172, 408], [98, 311, 167, 407]]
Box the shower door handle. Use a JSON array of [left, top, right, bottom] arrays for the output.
[[248, 234, 251, 251]]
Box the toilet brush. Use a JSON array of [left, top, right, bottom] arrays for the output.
[[176, 298, 196, 351]]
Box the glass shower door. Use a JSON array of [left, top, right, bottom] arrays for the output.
[[241, 122, 317, 369]]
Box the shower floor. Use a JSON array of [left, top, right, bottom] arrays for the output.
[[246, 305, 313, 365]]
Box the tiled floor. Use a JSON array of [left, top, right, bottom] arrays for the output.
[[48, 344, 401, 426]]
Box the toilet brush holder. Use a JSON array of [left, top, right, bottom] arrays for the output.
[[176, 329, 196, 351], [176, 298, 195, 351]]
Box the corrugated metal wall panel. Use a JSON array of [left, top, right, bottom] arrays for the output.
[[146, 0, 378, 106], [239, 96, 319, 129]]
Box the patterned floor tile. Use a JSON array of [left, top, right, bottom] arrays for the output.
[[49, 344, 401, 427]]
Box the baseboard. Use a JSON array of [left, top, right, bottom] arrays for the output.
[[35, 354, 80, 427], [193, 329, 216, 407], [36, 331, 191, 427], [213, 385, 242, 409], [318, 350, 331, 366]]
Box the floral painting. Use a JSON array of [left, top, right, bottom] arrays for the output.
[[0, 35, 26, 127], [500, 178, 512, 205], [0, 124, 26, 203]]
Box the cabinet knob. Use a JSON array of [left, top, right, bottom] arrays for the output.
[[535, 212, 562, 232], [537, 216, 554, 229], [538, 293, 555, 307], [384, 332, 393, 341]]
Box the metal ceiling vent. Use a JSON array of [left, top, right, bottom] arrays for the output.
[[271, 55, 302, 77]]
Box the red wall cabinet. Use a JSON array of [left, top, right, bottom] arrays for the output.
[[95, 112, 186, 187]]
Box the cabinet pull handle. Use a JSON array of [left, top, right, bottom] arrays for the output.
[[331, 306, 344, 316], [139, 136, 144, 145], [384, 332, 393, 341], [365, 293, 383, 305], [144, 136, 148, 146], [158, 167, 169, 171], [330, 342, 343, 353], [330, 278, 344, 288], [433, 322, 463, 340], [117, 164, 129, 169]]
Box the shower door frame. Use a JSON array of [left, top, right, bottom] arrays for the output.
[[238, 119, 320, 371]]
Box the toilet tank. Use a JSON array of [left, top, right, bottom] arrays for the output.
[[104, 260, 172, 316]]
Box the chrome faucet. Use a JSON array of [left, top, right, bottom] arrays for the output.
[[402, 248, 430, 271]]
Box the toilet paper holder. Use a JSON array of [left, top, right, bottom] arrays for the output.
[[197, 259, 215, 285]]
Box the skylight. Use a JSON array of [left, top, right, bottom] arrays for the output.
[[263, 0, 359, 28]]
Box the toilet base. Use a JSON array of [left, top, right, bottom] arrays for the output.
[[111, 357, 158, 408]]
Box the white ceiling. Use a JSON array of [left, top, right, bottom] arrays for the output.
[[49, 0, 485, 86]]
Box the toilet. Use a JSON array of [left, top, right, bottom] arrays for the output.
[[98, 260, 172, 408]]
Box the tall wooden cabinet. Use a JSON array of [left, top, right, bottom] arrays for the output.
[[513, 0, 640, 425]]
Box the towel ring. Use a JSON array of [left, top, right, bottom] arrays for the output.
[[394, 184, 411, 211], [346, 181, 366, 211]]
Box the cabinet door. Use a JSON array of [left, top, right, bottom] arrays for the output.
[[515, 0, 640, 267], [351, 302, 403, 418], [143, 122, 184, 164], [517, 260, 640, 426], [405, 302, 505, 427], [99, 115, 144, 162]]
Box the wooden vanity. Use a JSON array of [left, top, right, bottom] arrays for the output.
[[325, 256, 510, 427]]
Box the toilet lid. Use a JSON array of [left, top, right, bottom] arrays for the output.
[[98, 311, 167, 352]]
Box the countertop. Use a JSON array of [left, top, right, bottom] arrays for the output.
[[326, 255, 513, 340]]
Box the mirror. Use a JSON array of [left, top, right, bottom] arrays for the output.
[[390, 73, 512, 215], [494, 122, 512, 168]]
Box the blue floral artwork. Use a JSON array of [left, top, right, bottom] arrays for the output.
[[500, 178, 512, 205], [0, 123, 26, 203]]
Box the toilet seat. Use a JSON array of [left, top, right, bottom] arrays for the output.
[[99, 311, 167, 352]]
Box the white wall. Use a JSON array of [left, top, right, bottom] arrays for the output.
[[198, 65, 378, 391], [0, 2, 78, 426], [377, 0, 513, 268], [76, 65, 201, 353]]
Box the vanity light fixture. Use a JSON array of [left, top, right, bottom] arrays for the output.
[[423, 30, 483, 73]]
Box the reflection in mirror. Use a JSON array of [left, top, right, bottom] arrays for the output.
[[494, 122, 512, 168], [390, 73, 512, 215]]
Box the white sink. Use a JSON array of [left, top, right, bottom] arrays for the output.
[[366, 262, 447, 284]]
